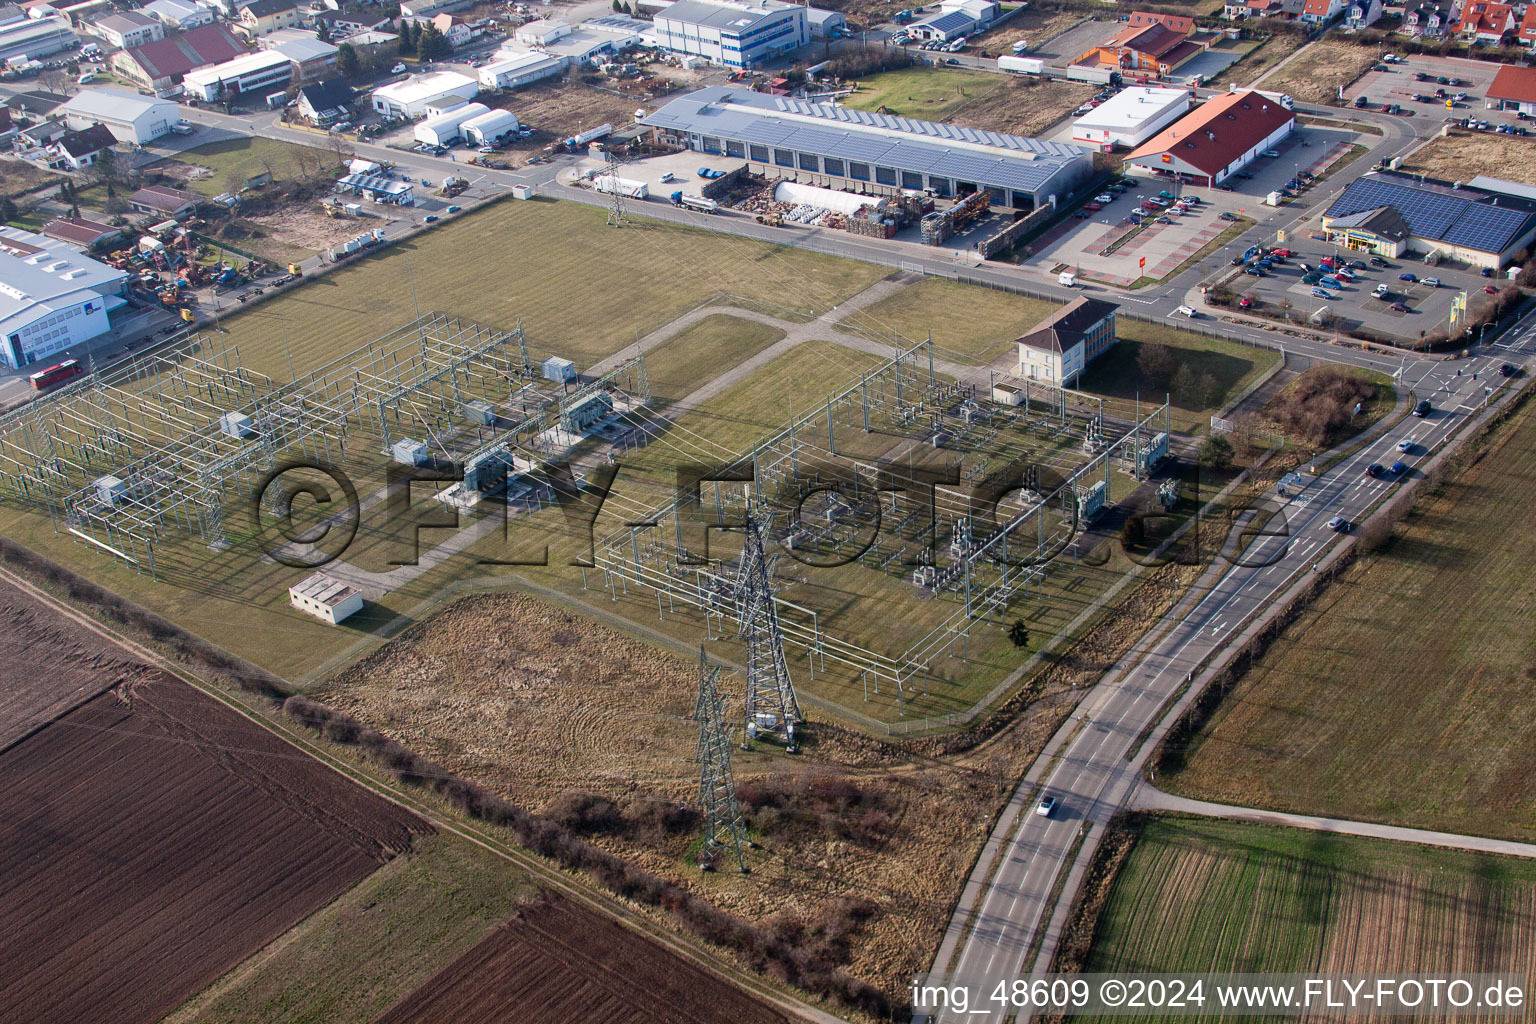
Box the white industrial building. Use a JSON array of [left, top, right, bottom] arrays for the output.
[[478, 48, 563, 90], [805, 7, 845, 37], [0, 14, 76, 64], [1070, 86, 1189, 150], [648, 0, 809, 69], [60, 88, 178, 144], [90, 11, 163, 49], [0, 228, 128, 371], [412, 100, 488, 145], [371, 69, 478, 118], [643, 86, 1092, 209], [139, 0, 215, 30], [288, 573, 364, 624], [512, 18, 639, 62], [182, 49, 293, 101], [461, 107, 519, 145]]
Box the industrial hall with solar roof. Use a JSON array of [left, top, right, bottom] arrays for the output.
[[1322, 170, 1536, 269], [639, 86, 1094, 209]]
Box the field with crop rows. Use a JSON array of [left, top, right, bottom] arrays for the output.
[[0, 669, 431, 1024], [1076, 816, 1536, 1021], [1163, 396, 1536, 840]]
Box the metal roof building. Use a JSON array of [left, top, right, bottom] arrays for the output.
[[640, 86, 1092, 208], [0, 227, 127, 370], [60, 88, 178, 144], [1070, 86, 1189, 150], [1321, 170, 1536, 269]]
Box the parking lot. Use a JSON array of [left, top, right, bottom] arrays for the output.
[[1032, 123, 1360, 286], [1346, 53, 1525, 130], [1220, 236, 1507, 338]]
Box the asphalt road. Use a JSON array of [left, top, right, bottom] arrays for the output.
[[921, 318, 1536, 1024]]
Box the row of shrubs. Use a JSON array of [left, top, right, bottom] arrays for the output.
[[0, 537, 901, 1018], [282, 696, 898, 1018]]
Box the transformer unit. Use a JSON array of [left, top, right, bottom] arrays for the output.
[[219, 411, 254, 439], [542, 355, 576, 382], [94, 474, 126, 506], [391, 438, 430, 466]]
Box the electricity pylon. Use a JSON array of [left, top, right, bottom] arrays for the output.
[[735, 510, 801, 751], [695, 647, 748, 873]]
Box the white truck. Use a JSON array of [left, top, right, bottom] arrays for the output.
[[593, 175, 649, 200], [1066, 64, 1115, 85], [998, 55, 1044, 75]]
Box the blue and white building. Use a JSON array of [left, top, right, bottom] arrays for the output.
[[0, 228, 128, 370], [647, 0, 808, 69], [641, 86, 1092, 209]]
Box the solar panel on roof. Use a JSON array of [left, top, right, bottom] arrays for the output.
[[1327, 175, 1536, 254]]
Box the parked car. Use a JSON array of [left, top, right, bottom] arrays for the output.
[[1239, 295, 1255, 308], [1370, 256, 1389, 267], [1482, 267, 1495, 277], [1095, 193, 1115, 203], [391, 62, 407, 73], [1374, 283, 1391, 297], [1219, 211, 1237, 221], [1423, 277, 1439, 288], [1245, 267, 1266, 276], [1390, 301, 1410, 312], [1264, 148, 1280, 157], [1083, 202, 1103, 211], [1158, 189, 1175, 199], [1311, 288, 1332, 298], [1399, 272, 1418, 282], [697, 167, 725, 178]]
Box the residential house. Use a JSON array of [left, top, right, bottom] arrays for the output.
[[50, 123, 115, 170], [1400, 0, 1454, 35], [1455, 0, 1513, 42], [1301, 0, 1345, 25], [112, 22, 246, 92], [295, 75, 352, 123], [1125, 10, 1197, 31], [429, 11, 470, 47], [235, 0, 301, 37], [1345, 0, 1383, 27], [127, 184, 200, 219], [1519, 4, 1536, 46], [140, 0, 215, 28], [309, 8, 373, 37], [90, 10, 163, 48]]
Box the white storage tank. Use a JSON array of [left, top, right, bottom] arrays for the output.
[[772, 181, 878, 216], [542, 355, 576, 382], [392, 438, 430, 466]]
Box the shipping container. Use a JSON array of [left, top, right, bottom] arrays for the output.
[[997, 55, 1044, 74]]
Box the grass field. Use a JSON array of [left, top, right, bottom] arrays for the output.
[[837, 277, 1057, 363], [1162, 395, 1536, 840], [1212, 32, 1306, 88], [167, 834, 538, 1024], [1399, 131, 1536, 187], [1075, 816, 1536, 1006], [1089, 324, 1281, 435], [843, 67, 1005, 122], [0, 200, 890, 682], [641, 313, 785, 402], [158, 137, 336, 198], [1263, 39, 1377, 105]]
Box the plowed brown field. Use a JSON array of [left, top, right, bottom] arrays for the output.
[[374, 893, 795, 1024], [0, 660, 432, 1024]]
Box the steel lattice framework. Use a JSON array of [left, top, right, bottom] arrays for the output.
[[695, 648, 748, 873], [736, 510, 801, 749], [0, 313, 531, 577]]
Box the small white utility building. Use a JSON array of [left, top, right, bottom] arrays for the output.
[[1070, 86, 1189, 149], [288, 573, 364, 625], [412, 101, 489, 145]]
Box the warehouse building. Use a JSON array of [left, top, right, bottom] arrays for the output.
[[1071, 86, 1188, 150], [461, 106, 519, 145], [183, 49, 293, 101], [371, 69, 478, 118], [909, 8, 976, 42], [1321, 170, 1536, 269], [0, 14, 75, 64], [648, 0, 808, 69], [412, 100, 487, 145], [478, 47, 563, 90], [0, 227, 128, 371], [139, 0, 215, 30], [60, 88, 178, 144], [112, 23, 246, 92], [1015, 296, 1119, 385], [641, 86, 1092, 208], [1123, 89, 1293, 186]]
